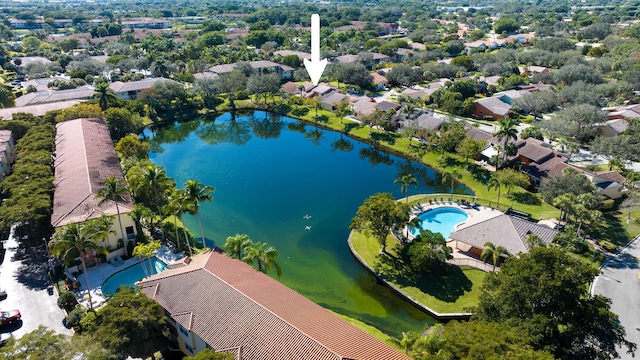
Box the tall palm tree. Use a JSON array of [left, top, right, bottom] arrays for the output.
[[441, 170, 462, 201], [49, 222, 107, 310], [394, 173, 418, 203], [96, 176, 129, 248], [552, 193, 576, 223], [184, 180, 215, 247], [487, 175, 503, 206], [164, 189, 184, 251], [407, 216, 423, 241], [243, 241, 282, 278], [494, 117, 518, 166], [143, 165, 172, 241], [93, 81, 117, 111], [224, 233, 252, 259], [524, 233, 544, 250], [176, 189, 194, 256], [480, 241, 510, 271], [151, 58, 169, 78]]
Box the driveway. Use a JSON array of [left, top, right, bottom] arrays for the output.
[[592, 236, 640, 360], [0, 228, 72, 338]]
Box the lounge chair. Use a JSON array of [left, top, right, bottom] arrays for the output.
[[116, 255, 125, 265], [108, 258, 118, 267]]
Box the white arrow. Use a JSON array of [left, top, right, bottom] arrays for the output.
[[303, 14, 327, 86]]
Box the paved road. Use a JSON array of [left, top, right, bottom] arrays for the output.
[[592, 236, 640, 360], [0, 228, 72, 338]]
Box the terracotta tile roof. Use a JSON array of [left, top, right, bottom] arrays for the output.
[[281, 81, 300, 95], [371, 72, 387, 85], [450, 215, 559, 255], [51, 118, 133, 227], [523, 156, 568, 181], [474, 97, 511, 116], [464, 125, 500, 146], [138, 250, 411, 360]]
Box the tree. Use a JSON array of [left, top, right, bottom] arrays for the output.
[[247, 72, 281, 104], [456, 138, 484, 170], [480, 241, 510, 270], [621, 192, 640, 220], [494, 17, 519, 34], [242, 241, 282, 278], [184, 349, 235, 360], [0, 85, 15, 108], [349, 193, 409, 253], [540, 167, 596, 204], [472, 247, 635, 360], [494, 117, 518, 165], [401, 229, 452, 272], [104, 107, 139, 141], [115, 134, 150, 160], [336, 99, 351, 123], [541, 103, 605, 142], [93, 81, 117, 111], [487, 174, 504, 205], [132, 241, 161, 278], [216, 69, 248, 110], [494, 168, 529, 195], [87, 287, 166, 354], [224, 233, 252, 259], [0, 326, 110, 359], [524, 234, 544, 249], [49, 222, 107, 310], [184, 179, 215, 247], [151, 58, 169, 78], [436, 321, 555, 359], [96, 176, 129, 250], [394, 173, 418, 203], [553, 193, 577, 223], [441, 170, 462, 200]]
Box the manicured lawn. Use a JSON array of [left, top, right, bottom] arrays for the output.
[[350, 231, 487, 314]]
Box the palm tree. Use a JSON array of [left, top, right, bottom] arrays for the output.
[[494, 117, 518, 166], [176, 189, 194, 256], [0, 85, 15, 108], [395, 173, 419, 203], [242, 241, 282, 278], [143, 165, 172, 241], [487, 175, 503, 206], [407, 216, 423, 241], [164, 189, 184, 251], [96, 176, 129, 249], [441, 170, 462, 201], [151, 58, 169, 78], [184, 180, 215, 247], [524, 233, 544, 250], [93, 81, 117, 111], [224, 233, 252, 259], [298, 84, 305, 97], [402, 103, 417, 120], [49, 222, 107, 310], [480, 241, 510, 271], [552, 193, 576, 223]]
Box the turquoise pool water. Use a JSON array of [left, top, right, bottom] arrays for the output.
[[101, 258, 167, 294], [410, 207, 469, 239], [147, 111, 472, 337]]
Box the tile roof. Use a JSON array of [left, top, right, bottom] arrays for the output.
[[410, 113, 445, 131], [138, 250, 411, 360], [14, 86, 95, 107], [595, 170, 626, 184], [474, 97, 511, 116], [0, 130, 12, 142], [371, 72, 387, 85], [515, 138, 555, 163], [321, 92, 347, 106], [51, 118, 133, 227], [335, 54, 358, 63], [523, 156, 568, 181], [250, 60, 294, 71], [464, 125, 500, 145], [0, 100, 84, 120], [450, 215, 559, 255], [109, 77, 177, 93], [375, 100, 401, 112], [281, 81, 300, 95], [603, 118, 629, 134], [273, 50, 311, 59]]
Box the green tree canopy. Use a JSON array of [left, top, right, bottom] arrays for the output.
[[472, 247, 635, 360], [349, 193, 409, 253]]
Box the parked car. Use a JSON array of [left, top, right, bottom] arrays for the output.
[[0, 310, 20, 326], [0, 332, 11, 347]]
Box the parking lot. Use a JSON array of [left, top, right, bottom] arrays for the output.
[[0, 230, 72, 338]]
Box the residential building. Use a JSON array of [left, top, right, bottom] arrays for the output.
[[472, 96, 511, 120], [51, 118, 137, 261], [207, 61, 294, 81], [352, 99, 378, 119], [273, 50, 311, 60], [14, 86, 95, 107], [138, 249, 411, 360], [450, 215, 559, 259], [392, 48, 413, 63], [0, 100, 84, 120], [335, 53, 389, 68], [598, 118, 629, 137], [371, 72, 388, 90], [400, 113, 445, 131], [121, 18, 171, 29], [110, 78, 178, 100], [321, 92, 348, 111]]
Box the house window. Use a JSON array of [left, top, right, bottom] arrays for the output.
[[126, 226, 135, 239], [185, 343, 194, 354], [179, 325, 189, 337]]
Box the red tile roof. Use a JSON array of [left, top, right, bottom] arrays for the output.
[[51, 118, 133, 227], [138, 250, 411, 360]]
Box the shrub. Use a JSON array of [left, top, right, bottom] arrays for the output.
[[601, 199, 615, 210], [79, 309, 97, 331], [66, 307, 86, 330], [57, 291, 78, 312], [599, 240, 617, 253]]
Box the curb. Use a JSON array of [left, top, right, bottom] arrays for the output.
[[590, 234, 640, 295], [347, 230, 472, 321]]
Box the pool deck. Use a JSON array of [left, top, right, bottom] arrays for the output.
[[405, 201, 503, 263], [73, 245, 185, 309]]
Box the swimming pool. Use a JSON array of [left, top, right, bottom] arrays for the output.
[[410, 207, 469, 239], [101, 257, 167, 295]]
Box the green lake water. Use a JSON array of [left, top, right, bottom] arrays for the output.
[[147, 110, 471, 337]]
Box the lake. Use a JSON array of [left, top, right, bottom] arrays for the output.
[[147, 110, 471, 337]]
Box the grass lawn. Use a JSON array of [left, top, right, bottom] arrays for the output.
[[350, 231, 486, 314], [331, 311, 396, 345]]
